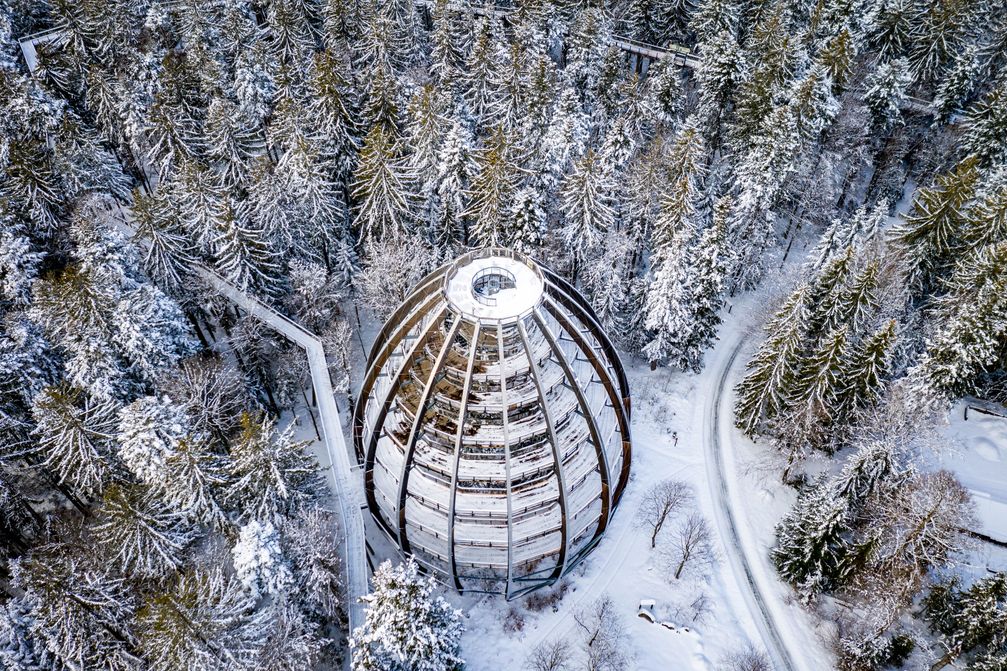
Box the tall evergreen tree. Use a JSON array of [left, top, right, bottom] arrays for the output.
[[226, 412, 320, 523], [735, 286, 812, 436], [352, 123, 413, 243], [892, 155, 980, 294], [350, 558, 464, 671], [467, 127, 520, 247], [560, 149, 616, 281], [30, 384, 117, 501]]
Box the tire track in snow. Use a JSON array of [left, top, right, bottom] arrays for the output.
[[704, 338, 798, 671]]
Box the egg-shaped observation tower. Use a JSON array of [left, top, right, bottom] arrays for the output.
[[353, 247, 631, 599]]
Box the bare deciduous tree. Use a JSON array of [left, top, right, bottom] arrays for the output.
[[858, 469, 975, 607], [573, 595, 629, 671], [720, 645, 772, 671], [635, 479, 693, 548], [662, 512, 715, 580], [527, 638, 572, 671]]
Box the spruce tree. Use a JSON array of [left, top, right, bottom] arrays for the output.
[[204, 96, 260, 189], [787, 326, 850, 451], [560, 149, 616, 281], [918, 242, 1007, 398], [933, 43, 984, 123], [212, 195, 283, 296], [863, 57, 912, 127], [838, 319, 897, 421], [963, 168, 1007, 250], [467, 126, 520, 247], [924, 573, 1007, 671], [352, 123, 413, 243], [92, 483, 196, 579], [10, 542, 139, 670], [892, 155, 981, 294], [350, 558, 464, 671], [137, 566, 266, 670], [688, 199, 730, 368], [735, 287, 811, 436], [30, 384, 117, 501], [130, 189, 198, 294], [963, 79, 1007, 168], [226, 412, 321, 523], [772, 478, 852, 600]]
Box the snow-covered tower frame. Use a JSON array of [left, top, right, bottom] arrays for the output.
[[354, 248, 631, 599]]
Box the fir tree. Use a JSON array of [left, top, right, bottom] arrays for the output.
[[581, 228, 634, 337], [159, 435, 231, 529], [508, 186, 546, 253], [728, 104, 800, 290], [352, 123, 413, 243], [735, 286, 811, 436], [306, 49, 359, 186], [429, 0, 467, 87], [282, 507, 344, 619], [433, 120, 476, 250], [92, 483, 196, 579], [350, 558, 465, 671], [30, 384, 117, 501], [560, 149, 616, 281], [786, 326, 850, 451], [892, 155, 981, 294], [463, 19, 506, 130], [688, 199, 730, 368], [226, 412, 321, 523], [866, 0, 912, 60], [693, 0, 740, 42]]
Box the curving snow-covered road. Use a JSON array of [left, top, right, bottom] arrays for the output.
[[703, 336, 801, 671]]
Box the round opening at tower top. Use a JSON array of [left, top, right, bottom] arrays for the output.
[[443, 250, 545, 323], [353, 247, 632, 600]]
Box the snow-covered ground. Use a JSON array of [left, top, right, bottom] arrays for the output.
[[942, 400, 1007, 546], [454, 294, 832, 670]]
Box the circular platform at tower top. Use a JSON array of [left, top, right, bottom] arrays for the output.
[[442, 248, 545, 323]]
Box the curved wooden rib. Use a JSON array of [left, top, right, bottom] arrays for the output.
[[517, 318, 568, 584], [532, 311, 611, 543], [544, 296, 633, 508], [448, 323, 480, 592], [397, 316, 463, 554]]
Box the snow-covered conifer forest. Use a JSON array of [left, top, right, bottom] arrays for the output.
[[1, 0, 1006, 669]]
